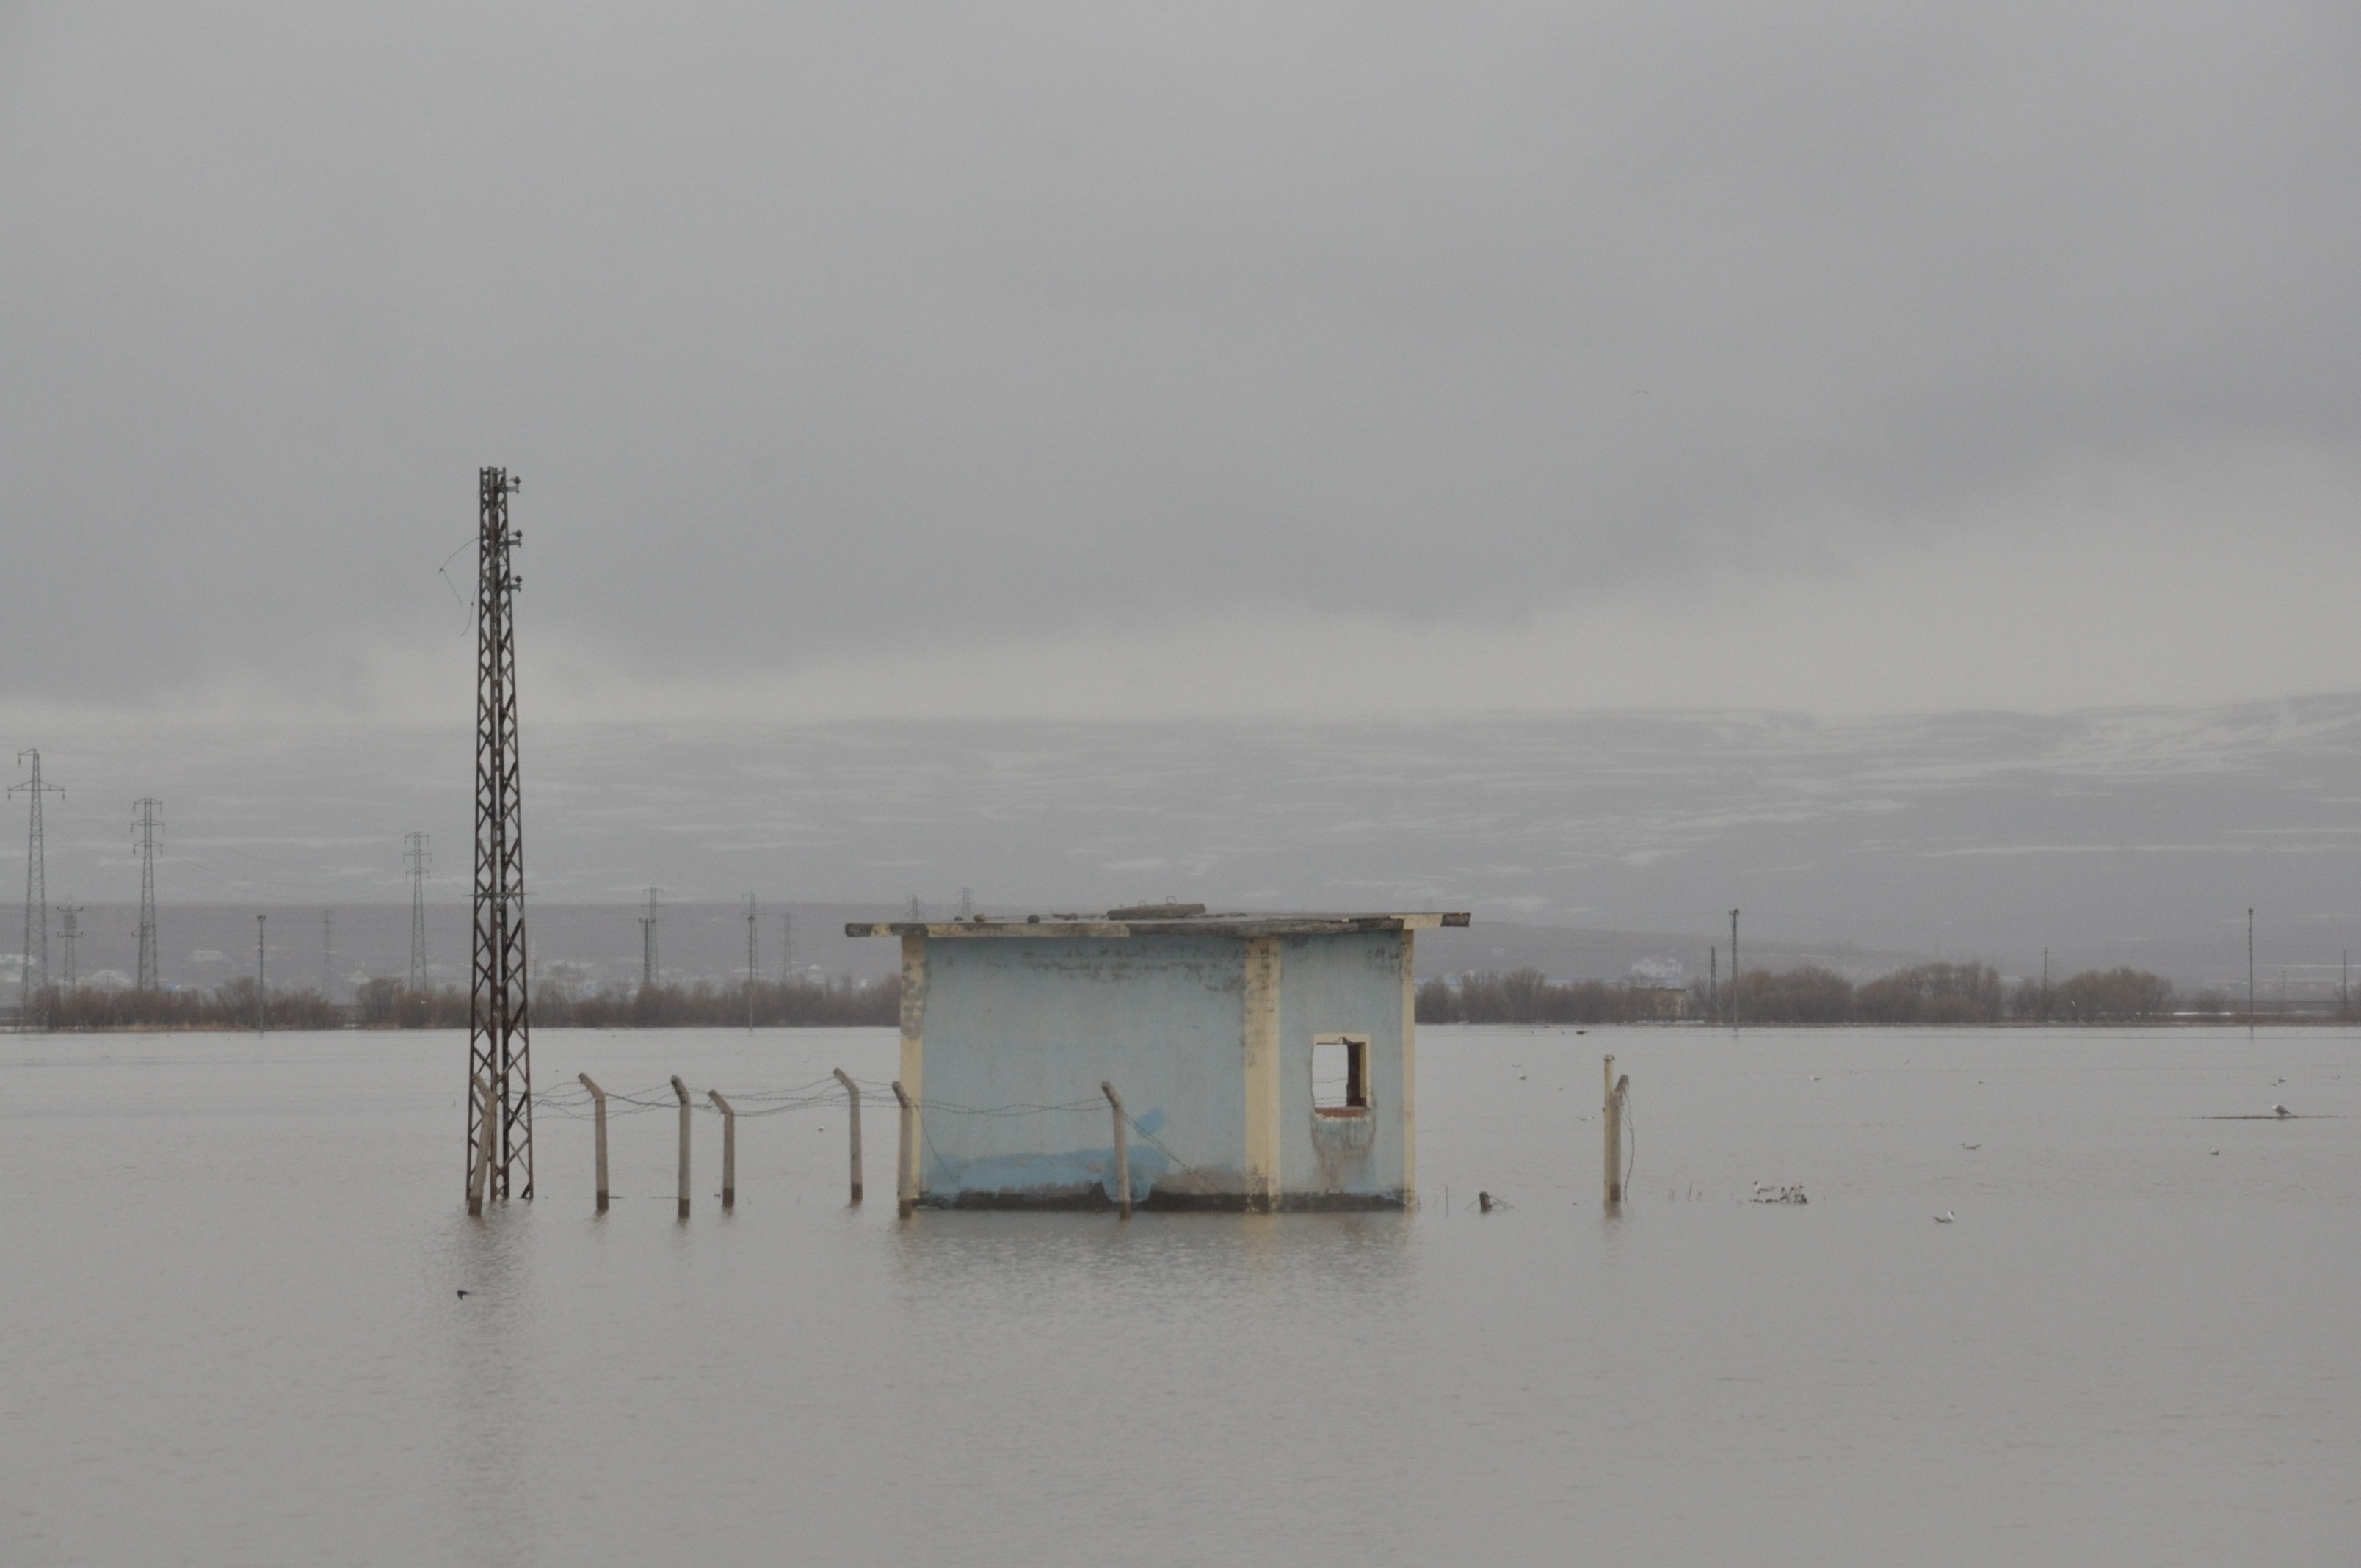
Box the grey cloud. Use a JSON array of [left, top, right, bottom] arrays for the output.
[[2, 2, 2356, 708]]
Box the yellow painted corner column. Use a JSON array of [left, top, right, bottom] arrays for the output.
[[1400, 929, 1418, 1204], [1241, 935, 1283, 1211], [899, 932, 927, 1201]]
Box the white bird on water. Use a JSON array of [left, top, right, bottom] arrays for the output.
[[1934, 1211, 1955, 1224]]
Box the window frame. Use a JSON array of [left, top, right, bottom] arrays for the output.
[[1310, 1032, 1373, 1117]]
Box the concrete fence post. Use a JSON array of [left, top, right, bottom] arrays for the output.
[[671, 1075, 692, 1220], [468, 1073, 494, 1217], [891, 1081, 915, 1218], [708, 1090, 736, 1211], [1602, 1055, 1623, 1208], [833, 1068, 863, 1205], [1101, 1081, 1131, 1219], [579, 1073, 609, 1213]]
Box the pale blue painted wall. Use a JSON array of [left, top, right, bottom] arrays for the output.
[[917, 934, 1251, 1205], [913, 927, 1410, 1208], [1275, 930, 1410, 1202]]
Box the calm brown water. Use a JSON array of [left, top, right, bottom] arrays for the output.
[[3, 1025, 2355, 1566]]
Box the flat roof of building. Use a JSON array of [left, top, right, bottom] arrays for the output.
[[846, 910, 1472, 940]]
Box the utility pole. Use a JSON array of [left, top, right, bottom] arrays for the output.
[[639, 888, 659, 991], [12, 751, 62, 1031], [1707, 945, 1717, 1020], [2041, 946, 2050, 1020], [1729, 908, 1740, 1034], [466, 465, 533, 1203], [405, 832, 430, 990], [2343, 949, 2349, 1018], [255, 913, 266, 1034], [321, 909, 334, 1000], [133, 798, 163, 992], [2247, 907, 2256, 1041], [57, 904, 82, 988]]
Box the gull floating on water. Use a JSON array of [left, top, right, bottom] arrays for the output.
[[2272, 1103, 2293, 1118], [1962, 1143, 1981, 1151], [1934, 1211, 1955, 1223]]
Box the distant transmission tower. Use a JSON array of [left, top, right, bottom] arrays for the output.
[[405, 832, 431, 990], [779, 910, 794, 984], [12, 751, 62, 1030], [906, 894, 924, 921], [57, 904, 83, 987], [133, 798, 163, 990], [255, 912, 266, 1033], [957, 886, 975, 920], [639, 888, 660, 990], [321, 909, 334, 999], [467, 465, 533, 1203]]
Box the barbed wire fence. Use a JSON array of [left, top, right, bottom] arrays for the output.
[[529, 1072, 1227, 1205]]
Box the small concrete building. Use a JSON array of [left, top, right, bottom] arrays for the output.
[[848, 907, 1470, 1210]]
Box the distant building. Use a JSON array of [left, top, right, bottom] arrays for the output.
[[847, 906, 1471, 1210]]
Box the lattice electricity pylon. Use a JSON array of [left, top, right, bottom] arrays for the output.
[[132, 798, 163, 990], [405, 831, 431, 990], [468, 466, 533, 1202], [12, 750, 61, 1031]]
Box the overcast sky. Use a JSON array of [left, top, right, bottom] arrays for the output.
[[4, 2, 2357, 725]]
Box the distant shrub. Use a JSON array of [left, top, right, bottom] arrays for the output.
[[1735, 965, 1855, 1023], [1855, 962, 2003, 1024], [2051, 967, 2174, 1022]]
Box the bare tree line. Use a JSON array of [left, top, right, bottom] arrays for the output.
[[13, 974, 897, 1031], [1421, 961, 2228, 1025]]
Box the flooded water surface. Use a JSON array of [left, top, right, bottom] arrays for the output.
[[3, 1026, 2355, 1565]]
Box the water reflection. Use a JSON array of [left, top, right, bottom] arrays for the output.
[[3, 1025, 2354, 1566]]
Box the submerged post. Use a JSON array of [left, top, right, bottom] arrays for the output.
[[579, 1072, 609, 1213], [709, 1090, 736, 1210], [833, 1068, 863, 1205], [1602, 1055, 1622, 1208], [1102, 1081, 1131, 1219], [468, 1074, 494, 1216], [891, 1081, 915, 1218], [671, 1075, 692, 1220]]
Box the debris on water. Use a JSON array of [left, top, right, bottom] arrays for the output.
[[1476, 1191, 1511, 1212], [1962, 1143, 1981, 1151], [1749, 1182, 1807, 1205]]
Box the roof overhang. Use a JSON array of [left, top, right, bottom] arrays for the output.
[[846, 912, 1471, 940]]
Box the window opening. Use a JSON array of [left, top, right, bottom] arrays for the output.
[[1312, 1034, 1371, 1114]]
